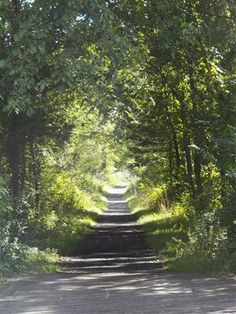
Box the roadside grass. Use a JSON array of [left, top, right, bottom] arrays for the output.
[[46, 177, 128, 256], [0, 190, 108, 280], [0, 248, 60, 283], [46, 210, 103, 255], [135, 208, 188, 257], [0, 206, 104, 280], [125, 187, 192, 270], [18, 248, 61, 273], [45, 192, 108, 255], [126, 190, 189, 264], [0, 275, 6, 285], [126, 186, 235, 273]]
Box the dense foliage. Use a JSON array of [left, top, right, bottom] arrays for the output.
[[117, 0, 236, 271], [0, 0, 235, 274], [0, 0, 126, 273]]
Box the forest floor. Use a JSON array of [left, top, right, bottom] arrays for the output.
[[1, 186, 236, 314]]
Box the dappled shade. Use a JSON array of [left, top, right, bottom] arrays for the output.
[[61, 186, 161, 272]]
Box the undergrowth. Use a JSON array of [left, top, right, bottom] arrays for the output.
[[127, 188, 190, 259], [0, 244, 60, 279], [126, 183, 234, 273]]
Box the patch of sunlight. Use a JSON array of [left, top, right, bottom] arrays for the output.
[[79, 216, 94, 226], [108, 200, 127, 204], [124, 195, 136, 202], [139, 211, 172, 225], [106, 186, 128, 195], [132, 206, 148, 214]]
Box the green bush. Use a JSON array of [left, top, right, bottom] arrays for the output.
[[129, 182, 233, 272], [138, 184, 169, 211], [129, 184, 190, 256], [20, 248, 60, 273], [0, 177, 59, 276], [0, 240, 59, 275], [172, 212, 229, 272]]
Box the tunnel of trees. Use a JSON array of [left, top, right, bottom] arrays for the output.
[[0, 0, 235, 273]]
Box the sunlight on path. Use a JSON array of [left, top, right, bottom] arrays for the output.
[[1, 271, 236, 314], [1, 186, 236, 314], [106, 185, 128, 195]]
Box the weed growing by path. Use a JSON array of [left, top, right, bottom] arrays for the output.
[[127, 183, 233, 273]]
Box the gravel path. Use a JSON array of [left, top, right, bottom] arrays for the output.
[[1, 186, 236, 314]]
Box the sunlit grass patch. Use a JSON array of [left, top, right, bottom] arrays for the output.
[[137, 209, 188, 253], [20, 248, 60, 273], [130, 184, 232, 273], [127, 186, 190, 264], [45, 213, 100, 255], [0, 247, 60, 277]]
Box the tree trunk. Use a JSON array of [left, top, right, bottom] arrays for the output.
[[183, 132, 195, 195], [7, 116, 20, 199], [30, 138, 41, 210], [163, 102, 181, 177], [193, 152, 202, 193], [170, 88, 195, 195]]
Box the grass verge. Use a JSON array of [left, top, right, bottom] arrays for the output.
[[125, 186, 235, 273], [0, 247, 60, 284], [124, 187, 190, 270]]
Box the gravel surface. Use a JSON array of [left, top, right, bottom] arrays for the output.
[[1, 186, 236, 314]]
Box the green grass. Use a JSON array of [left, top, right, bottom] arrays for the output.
[[20, 248, 61, 273], [0, 247, 60, 280], [1, 192, 107, 279], [45, 209, 105, 255], [134, 207, 188, 255], [125, 189, 189, 266], [126, 186, 236, 273], [42, 188, 109, 255]]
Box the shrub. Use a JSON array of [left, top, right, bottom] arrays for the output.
[[0, 177, 59, 276], [20, 247, 60, 273], [138, 184, 169, 211], [172, 211, 229, 272]]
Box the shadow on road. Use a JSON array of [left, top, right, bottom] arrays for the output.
[[1, 186, 236, 314], [2, 269, 236, 314]]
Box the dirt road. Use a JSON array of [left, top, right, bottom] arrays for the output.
[[1, 186, 236, 314]]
